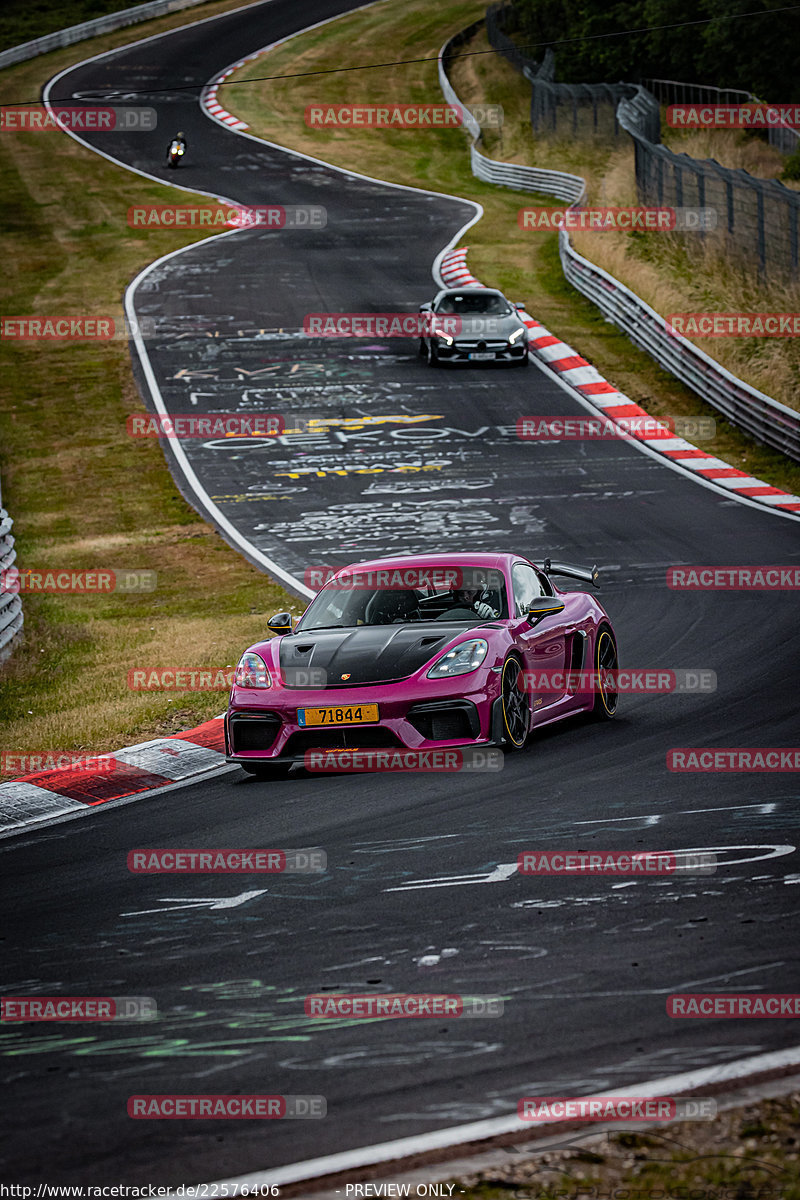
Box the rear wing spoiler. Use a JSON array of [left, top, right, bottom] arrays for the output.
[[543, 558, 600, 588]]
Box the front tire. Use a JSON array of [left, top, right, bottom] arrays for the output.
[[425, 340, 438, 367], [592, 626, 619, 719], [500, 655, 529, 749]]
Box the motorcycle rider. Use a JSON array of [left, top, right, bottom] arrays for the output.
[[167, 131, 187, 164]]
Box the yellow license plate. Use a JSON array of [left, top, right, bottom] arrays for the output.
[[297, 704, 379, 727]]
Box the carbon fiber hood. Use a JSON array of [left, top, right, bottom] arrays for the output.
[[279, 624, 477, 687]]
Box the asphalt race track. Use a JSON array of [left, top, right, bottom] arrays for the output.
[[2, 0, 799, 1184]]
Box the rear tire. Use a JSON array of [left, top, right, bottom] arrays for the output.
[[592, 626, 618, 720], [500, 655, 529, 749]]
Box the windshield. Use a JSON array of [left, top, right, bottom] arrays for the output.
[[297, 569, 509, 630], [434, 292, 512, 316]]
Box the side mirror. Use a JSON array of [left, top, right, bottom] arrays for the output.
[[267, 612, 294, 634], [513, 302, 526, 310], [526, 596, 566, 624], [418, 303, 432, 313]]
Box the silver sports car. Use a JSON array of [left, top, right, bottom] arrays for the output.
[[418, 288, 529, 367]]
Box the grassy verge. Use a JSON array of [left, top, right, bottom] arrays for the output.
[[223, 3, 800, 496], [0, 0, 303, 770], [451, 1092, 800, 1200]]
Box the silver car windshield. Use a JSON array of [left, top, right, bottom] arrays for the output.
[[434, 293, 512, 316]]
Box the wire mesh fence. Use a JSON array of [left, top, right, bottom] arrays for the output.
[[485, 3, 633, 141], [642, 78, 800, 156], [486, 3, 800, 280]]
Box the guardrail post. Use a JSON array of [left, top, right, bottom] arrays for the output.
[[0, 469, 23, 661]]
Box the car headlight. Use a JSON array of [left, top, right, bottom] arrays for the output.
[[434, 328, 454, 346], [508, 326, 527, 345], [234, 651, 271, 688], [427, 638, 489, 678]]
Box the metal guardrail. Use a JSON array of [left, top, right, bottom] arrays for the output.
[[559, 234, 800, 462], [0, 477, 22, 660], [438, 31, 584, 203], [470, 142, 584, 201], [439, 17, 800, 464], [0, 0, 210, 70]]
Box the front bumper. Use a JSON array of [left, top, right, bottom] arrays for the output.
[[225, 679, 498, 766], [434, 340, 528, 363]]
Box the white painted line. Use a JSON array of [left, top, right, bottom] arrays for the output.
[[194, 1045, 800, 1190]]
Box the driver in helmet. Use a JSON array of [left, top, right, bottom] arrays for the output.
[[436, 584, 498, 621]]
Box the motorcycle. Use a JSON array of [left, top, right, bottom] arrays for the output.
[[166, 137, 186, 168]]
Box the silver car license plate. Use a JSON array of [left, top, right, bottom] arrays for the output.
[[468, 352, 495, 361]]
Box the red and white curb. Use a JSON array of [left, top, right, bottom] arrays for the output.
[[440, 247, 800, 515], [0, 718, 228, 833], [202, 52, 262, 130]]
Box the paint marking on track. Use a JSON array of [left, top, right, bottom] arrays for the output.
[[121, 890, 268, 916]]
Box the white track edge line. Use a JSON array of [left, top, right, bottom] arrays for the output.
[[197, 1045, 800, 1188]]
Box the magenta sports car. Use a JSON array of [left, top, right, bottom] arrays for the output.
[[225, 552, 618, 778]]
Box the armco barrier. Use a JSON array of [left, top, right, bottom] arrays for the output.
[[0, 0, 210, 70], [437, 33, 584, 204], [559, 235, 800, 462], [0, 474, 23, 660], [470, 141, 583, 202], [439, 20, 800, 464]]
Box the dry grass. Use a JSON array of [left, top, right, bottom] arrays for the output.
[[453, 1092, 800, 1200], [664, 125, 800, 189]]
